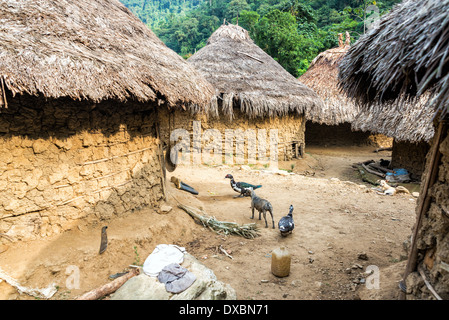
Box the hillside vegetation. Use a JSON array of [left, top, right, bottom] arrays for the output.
[[120, 0, 401, 76]]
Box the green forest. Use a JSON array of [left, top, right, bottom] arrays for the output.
[[120, 0, 402, 77]]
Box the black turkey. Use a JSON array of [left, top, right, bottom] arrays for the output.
[[278, 205, 294, 237]]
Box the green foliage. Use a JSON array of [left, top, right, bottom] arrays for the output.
[[119, 0, 402, 76]]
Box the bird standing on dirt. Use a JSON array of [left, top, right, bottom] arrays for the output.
[[278, 205, 294, 237], [225, 174, 262, 198], [99, 226, 108, 254]]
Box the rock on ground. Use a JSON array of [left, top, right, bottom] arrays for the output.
[[111, 253, 236, 300]]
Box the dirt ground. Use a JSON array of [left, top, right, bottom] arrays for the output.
[[0, 145, 419, 300]]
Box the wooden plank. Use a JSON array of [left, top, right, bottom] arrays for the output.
[[400, 120, 447, 299]]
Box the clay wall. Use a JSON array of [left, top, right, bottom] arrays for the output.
[[158, 108, 306, 165], [390, 140, 430, 181], [406, 125, 449, 299], [0, 93, 164, 241]]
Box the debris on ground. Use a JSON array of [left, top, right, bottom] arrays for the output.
[[178, 203, 260, 239]]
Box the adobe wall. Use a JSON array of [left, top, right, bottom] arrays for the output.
[[390, 140, 430, 181], [0, 93, 164, 241], [405, 124, 449, 299], [305, 122, 393, 148], [158, 108, 306, 165]]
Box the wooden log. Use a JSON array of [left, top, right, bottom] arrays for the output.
[[356, 166, 379, 185], [368, 163, 394, 174], [76, 267, 139, 300], [361, 163, 385, 178]]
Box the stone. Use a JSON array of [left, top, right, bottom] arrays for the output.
[[111, 253, 236, 300], [357, 252, 369, 261], [32, 139, 48, 154], [160, 205, 172, 214], [53, 138, 72, 151]]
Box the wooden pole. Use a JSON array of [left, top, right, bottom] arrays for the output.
[[399, 120, 447, 299], [76, 267, 139, 300]]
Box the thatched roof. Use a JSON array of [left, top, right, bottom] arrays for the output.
[[299, 32, 360, 125], [351, 98, 435, 143], [187, 23, 323, 119], [338, 0, 449, 120], [0, 0, 215, 111]]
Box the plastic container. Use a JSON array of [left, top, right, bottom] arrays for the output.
[[271, 246, 291, 277]]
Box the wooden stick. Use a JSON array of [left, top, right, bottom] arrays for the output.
[[368, 163, 394, 174], [219, 245, 233, 260], [82, 147, 153, 166], [76, 267, 139, 300], [0, 76, 7, 109], [418, 264, 442, 300], [237, 51, 264, 63], [400, 120, 447, 299], [361, 163, 385, 178]]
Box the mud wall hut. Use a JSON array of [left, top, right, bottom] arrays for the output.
[[161, 24, 323, 164], [0, 0, 214, 241], [339, 0, 449, 300], [299, 32, 392, 148], [352, 99, 435, 180]]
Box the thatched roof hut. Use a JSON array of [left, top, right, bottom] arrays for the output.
[[338, 0, 449, 120], [351, 99, 435, 144], [0, 0, 216, 242], [187, 23, 323, 120], [351, 99, 435, 180], [299, 32, 359, 125], [298, 32, 392, 148], [338, 0, 449, 300], [0, 0, 214, 112]]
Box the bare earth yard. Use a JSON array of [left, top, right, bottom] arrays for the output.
[[0, 146, 418, 300]]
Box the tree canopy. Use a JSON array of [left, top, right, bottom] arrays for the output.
[[120, 0, 402, 77]]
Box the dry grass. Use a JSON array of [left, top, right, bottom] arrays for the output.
[[351, 97, 435, 143], [188, 23, 323, 120], [338, 0, 449, 121], [0, 0, 215, 112]]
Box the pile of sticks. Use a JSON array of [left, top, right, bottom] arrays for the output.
[[178, 204, 260, 239], [354, 159, 393, 185]]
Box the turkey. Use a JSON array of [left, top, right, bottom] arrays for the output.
[[225, 174, 262, 198], [278, 205, 294, 237]]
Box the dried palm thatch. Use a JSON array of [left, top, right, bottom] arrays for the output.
[[338, 0, 449, 120], [178, 204, 260, 239], [299, 32, 360, 125], [0, 0, 215, 112], [351, 98, 435, 143], [187, 23, 323, 120]]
